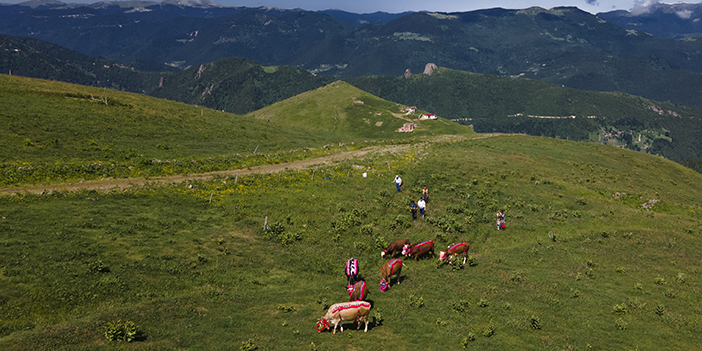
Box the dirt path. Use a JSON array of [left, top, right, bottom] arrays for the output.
[[0, 134, 506, 196], [0, 146, 385, 196]]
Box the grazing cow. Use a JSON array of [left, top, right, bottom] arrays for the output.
[[347, 281, 369, 301], [346, 258, 359, 285], [380, 258, 403, 291], [316, 301, 372, 334], [381, 239, 410, 258], [439, 242, 470, 265], [402, 240, 435, 261]]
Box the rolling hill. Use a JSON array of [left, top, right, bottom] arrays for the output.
[[245, 80, 474, 138]]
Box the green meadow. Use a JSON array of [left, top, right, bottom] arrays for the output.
[[1, 134, 701, 350]]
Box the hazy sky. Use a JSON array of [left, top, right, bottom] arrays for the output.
[[0, 0, 699, 15]]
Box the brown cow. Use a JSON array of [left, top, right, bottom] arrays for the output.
[[403, 240, 435, 261], [381, 239, 410, 258], [439, 242, 470, 265], [347, 281, 369, 301], [316, 301, 371, 334], [380, 258, 403, 290]]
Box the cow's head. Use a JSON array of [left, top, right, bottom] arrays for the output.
[[347, 285, 355, 296], [316, 318, 331, 332], [401, 244, 411, 255], [380, 279, 389, 292], [439, 251, 447, 261]]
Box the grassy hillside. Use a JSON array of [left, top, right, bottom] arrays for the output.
[[348, 67, 702, 161], [0, 135, 701, 350], [0, 74, 360, 186], [246, 80, 474, 138]]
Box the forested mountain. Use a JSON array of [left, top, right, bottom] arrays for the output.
[[348, 67, 702, 162], [598, 2, 702, 39], [1, 2, 701, 109], [0, 34, 333, 114]]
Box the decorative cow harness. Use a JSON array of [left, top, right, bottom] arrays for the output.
[[346, 258, 358, 277], [448, 242, 468, 253], [413, 240, 434, 252], [317, 301, 370, 331]]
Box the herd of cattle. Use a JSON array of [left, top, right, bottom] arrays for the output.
[[315, 239, 471, 334]]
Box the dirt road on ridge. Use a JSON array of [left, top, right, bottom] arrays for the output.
[[0, 134, 504, 196], [0, 146, 386, 196]]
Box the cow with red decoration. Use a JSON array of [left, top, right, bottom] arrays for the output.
[[381, 239, 410, 258], [316, 301, 372, 334], [439, 242, 470, 265], [347, 281, 369, 301], [380, 258, 404, 292], [402, 240, 435, 261]]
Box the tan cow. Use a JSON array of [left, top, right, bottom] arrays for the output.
[[316, 301, 372, 334], [439, 242, 470, 265]]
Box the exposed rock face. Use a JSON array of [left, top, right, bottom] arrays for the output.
[[404, 69, 412, 78], [423, 63, 438, 75]]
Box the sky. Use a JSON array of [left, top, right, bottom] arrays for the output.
[[0, 0, 700, 15]]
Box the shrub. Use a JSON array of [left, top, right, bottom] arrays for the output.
[[477, 298, 489, 308], [664, 289, 677, 299], [612, 303, 627, 314], [655, 304, 665, 316], [530, 315, 541, 330], [240, 339, 258, 351], [373, 310, 383, 326], [450, 299, 470, 312], [615, 318, 628, 330], [676, 272, 686, 284], [87, 260, 110, 273], [548, 231, 556, 242], [277, 304, 296, 313], [655, 277, 667, 285], [409, 294, 424, 308], [104, 319, 139, 342], [482, 324, 495, 337]]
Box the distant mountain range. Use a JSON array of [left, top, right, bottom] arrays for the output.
[[1, 1, 701, 110], [598, 2, 702, 39]]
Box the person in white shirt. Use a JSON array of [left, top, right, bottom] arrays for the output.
[[393, 175, 403, 192], [418, 198, 426, 218]]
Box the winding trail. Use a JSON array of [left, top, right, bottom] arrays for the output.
[[0, 134, 507, 196], [0, 146, 388, 196]]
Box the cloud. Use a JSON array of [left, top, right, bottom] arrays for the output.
[[584, 0, 599, 6], [676, 10, 693, 19], [631, 0, 659, 16]]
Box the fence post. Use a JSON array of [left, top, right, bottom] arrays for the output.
[[263, 216, 268, 230]]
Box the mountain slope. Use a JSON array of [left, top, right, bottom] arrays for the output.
[[246, 80, 474, 138], [348, 67, 702, 161]]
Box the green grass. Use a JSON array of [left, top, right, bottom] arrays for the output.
[[246, 80, 474, 138], [0, 76, 470, 186], [1, 134, 701, 350]]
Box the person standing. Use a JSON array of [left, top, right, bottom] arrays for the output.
[[496, 210, 505, 230], [421, 186, 429, 202], [418, 198, 426, 219], [393, 175, 403, 192], [410, 200, 418, 221]]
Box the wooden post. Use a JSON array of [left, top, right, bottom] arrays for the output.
[[279, 173, 281, 181], [312, 170, 316, 180], [209, 190, 214, 203], [263, 216, 268, 230], [201, 109, 203, 116], [346, 171, 350, 181], [253, 145, 259, 154], [386, 162, 391, 171], [233, 205, 236, 215], [235, 174, 238, 184]]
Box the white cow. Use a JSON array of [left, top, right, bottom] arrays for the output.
[[316, 301, 371, 334]]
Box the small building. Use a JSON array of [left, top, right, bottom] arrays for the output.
[[398, 123, 415, 132], [419, 114, 437, 120]]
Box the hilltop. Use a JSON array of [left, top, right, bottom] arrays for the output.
[[245, 80, 474, 138]]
